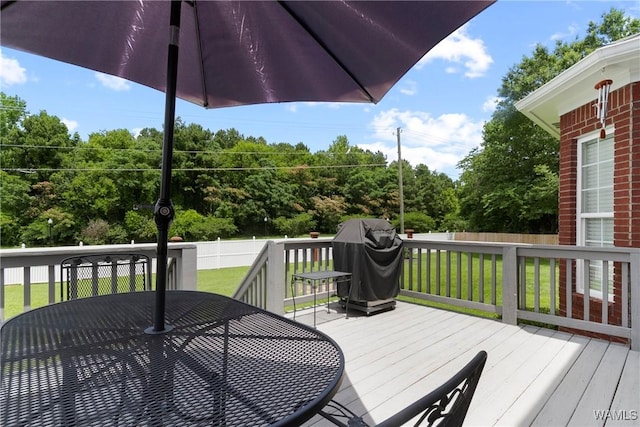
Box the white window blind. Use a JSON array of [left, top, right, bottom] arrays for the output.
[[577, 133, 614, 297]]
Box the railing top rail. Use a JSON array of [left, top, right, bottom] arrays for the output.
[[0, 242, 197, 257], [403, 239, 640, 259], [517, 244, 640, 261], [403, 239, 508, 254], [0, 243, 197, 268], [283, 240, 333, 250]]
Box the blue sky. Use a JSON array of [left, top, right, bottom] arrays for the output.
[[1, 1, 638, 179]]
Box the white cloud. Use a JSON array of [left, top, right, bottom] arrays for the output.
[[417, 26, 493, 78], [0, 49, 27, 86], [361, 108, 484, 176], [61, 118, 78, 132], [95, 72, 131, 91], [482, 95, 502, 113], [550, 23, 579, 41], [289, 101, 346, 110], [399, 80, 418, 96]]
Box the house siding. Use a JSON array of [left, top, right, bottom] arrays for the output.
[[558, 81, 640, 343]]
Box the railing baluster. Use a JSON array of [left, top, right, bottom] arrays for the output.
[[467, 252, 473, 301], [23, 267, 31, 312], [583, 260, 590, 321], [445, 251, 451, 298], [566, 259, 572, 320], [549, 258, 556, 315], [519, 257, 526, 309], [285, 250, 291, 299], [602, 260, 609, 325], [426, 249, 431, 294], [621, 262, 629, 328], [491, 254, 497, 305], [435, 250, 441, 296], [534, 257, 540, 313], [630, 252, 640, 350], [408, 248, 414, 291], [479, 253, 484, 303], [48, 265, 56, 304], [0, 268, 5, 321], [455, 252, 461, 299]]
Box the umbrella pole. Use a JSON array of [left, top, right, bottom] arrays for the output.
[[150, 0, 182, 334]]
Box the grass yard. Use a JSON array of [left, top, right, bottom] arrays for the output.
[[3, 267, 250, 321], [400, 251, 560, 320]]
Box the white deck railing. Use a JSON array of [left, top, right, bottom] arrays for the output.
[[234, 238, 640, 350], [3, 238, 637, 350], [0, 243, 197, 321]]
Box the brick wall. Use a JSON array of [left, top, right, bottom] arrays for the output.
[[557, 82, 639, 341]]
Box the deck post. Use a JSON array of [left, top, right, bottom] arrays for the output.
[[175, 245, 197, 290], [502, 246, 518, 325], [630, 251, 640, 351], [266, 241, 285, 315]]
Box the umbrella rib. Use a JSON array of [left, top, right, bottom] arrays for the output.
[[0, 1, 18, 12], [277, 0, 376, 104], [188, 1, 209, 107]]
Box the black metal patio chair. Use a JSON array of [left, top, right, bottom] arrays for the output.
[[61, 253, 152, 300], [319, 350, 488, 427]]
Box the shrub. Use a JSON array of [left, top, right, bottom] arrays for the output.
[[272, 213, 316, 237], [392, 211, 435, 233]]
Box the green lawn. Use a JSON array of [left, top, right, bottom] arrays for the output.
[[400, 252, 560, 320], [3, 267, 250, 320], [195, 266, 249, 296]]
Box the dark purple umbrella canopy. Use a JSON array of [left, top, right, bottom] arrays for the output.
[[1, 0, 493, 331]]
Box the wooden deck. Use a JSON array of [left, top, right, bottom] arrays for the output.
[[288, 301, 639, 426]]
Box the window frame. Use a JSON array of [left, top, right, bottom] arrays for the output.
[[575, 127, 615, 301]]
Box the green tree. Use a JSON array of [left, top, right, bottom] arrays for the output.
[[311, 195, 347, 233], [124, 210, 157, 243], [392, 211, 435, 233], [4, 111, 79, 183], [409, 164, 457, 229], [272, 213, 316, 237], [457, 8, 639, 233], [0, 92, 27, 139], [170, 209, 236, 240]]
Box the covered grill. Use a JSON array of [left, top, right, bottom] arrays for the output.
[[332, 219, 403, 314]]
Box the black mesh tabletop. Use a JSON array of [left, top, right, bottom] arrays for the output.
[[0, 291, 344, 426]]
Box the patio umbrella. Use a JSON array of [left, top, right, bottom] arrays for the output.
[[1, 0, 494, 332]]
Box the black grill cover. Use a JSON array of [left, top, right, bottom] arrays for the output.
[[332, 219, 404, 302]]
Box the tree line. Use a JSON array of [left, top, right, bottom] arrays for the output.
[[1, 8, 637, 248]]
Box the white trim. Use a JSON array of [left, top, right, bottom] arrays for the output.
[[515, 34, 639, 139], [576, 129, 615, 301]]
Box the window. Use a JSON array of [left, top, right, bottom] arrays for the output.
[[576, 131, 614, 299]]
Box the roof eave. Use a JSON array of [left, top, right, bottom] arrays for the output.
[[515, 34, 640, 139]]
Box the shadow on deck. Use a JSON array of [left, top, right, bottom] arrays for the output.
[[288, 301, 639, 426]]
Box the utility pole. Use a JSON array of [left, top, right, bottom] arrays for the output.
[[397, 127, 404, 234]]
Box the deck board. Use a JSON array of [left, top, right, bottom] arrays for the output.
[[293, 301, 639, 426], [568, 343, 633, 426], [607, 350, 639, 426]]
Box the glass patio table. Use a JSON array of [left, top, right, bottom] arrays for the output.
[[0, 291, 344, 426]]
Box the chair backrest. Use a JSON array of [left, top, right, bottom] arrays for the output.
[[377, 350, 487, 427], [60, 253, 152, 300]]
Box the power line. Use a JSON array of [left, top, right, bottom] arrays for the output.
[[1, 163, 387, 173], [0, 144, 370, 156]]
